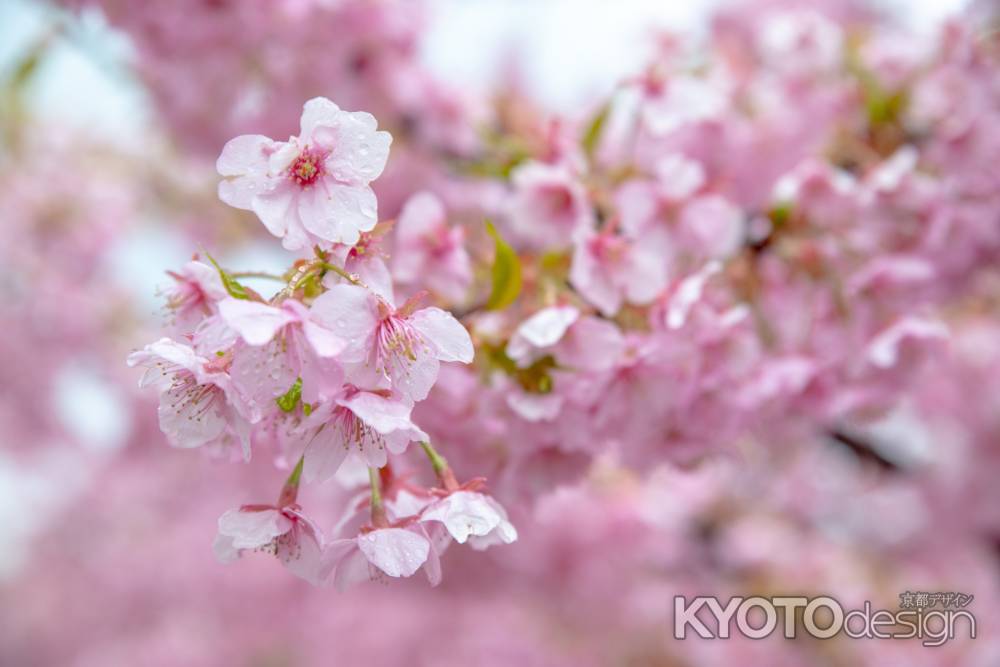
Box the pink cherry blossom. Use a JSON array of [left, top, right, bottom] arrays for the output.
[[757, 9, 844, 76], [127, 338, 251, 458], [163, 259, 227, 334], [640, 74, 727, 136], [866, 317, 949, 369], [219, 297, 346, 418], [392, 191, 472, 303], [506, 305, 580, 368], [570, 228, 669, 316], [213, 503, 326, 586], [323, 525, 437, 592], [296, 387, 429, 481], [420, 490, 518, 549], [310, 285, 474, 401], [663, 261, 724, 330], [322, 224, 396, 302], [217, 97, 391, 250], [676, 195, 745, 260], [617, 153, 706, 237], [506, 161, 594, 249]]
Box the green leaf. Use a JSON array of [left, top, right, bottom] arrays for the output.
[[205, 252, 251, 300], [482, 342, 557, 394], [581, 101, 611, 159], [10, 49, 43, 92], [276, 378, 302, 413], [485, 221, 522, 311], [768, 202, 793, 229]]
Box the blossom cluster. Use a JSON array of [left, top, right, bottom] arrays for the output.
[[130, 98, 514, 588]]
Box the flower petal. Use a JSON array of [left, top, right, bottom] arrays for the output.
[[127, 338, 202, 388], [299, 97, 342, 139], [217, 508, 290, 550], [340, 391, 427, 440], [309, 285, 378, 362], [357, 528, 430, 578], [324, 540, 371, 592], [302, 319, 345, 358], [303, 420, 351, 483], [217, 134, 272, 177], [421, 491, 503, 544], [219, 299, 296, 346], [251, 188, 295, 239], [277, 515, 326, 586], [311, 181, 379, 246], [409, 307, 474, 363], [157, 383, 228, 448], [506, 306, 578, 365], [314, 110, 391, 185]]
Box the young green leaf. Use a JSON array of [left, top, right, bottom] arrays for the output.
[[485, 221, 522, 310], [581, 101, 611, 160], [205, 252, 252, 300]]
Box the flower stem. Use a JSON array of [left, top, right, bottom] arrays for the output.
[[290, 266, 321, 292], [420, 441, 448, 476], [369, 466, 388, 527], [231, 271, 285, 282], [319, 262, 363, 286], [421, 441, 459, 492]]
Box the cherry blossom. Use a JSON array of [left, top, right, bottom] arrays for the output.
[[506, 305, 579, 367], [322, 223, 396, 302], [676, 195, 745, 261], [570, 228, 669, 316], [310, 285, 474, 401], [127, 338, 251, 458], [219, 297, 346, 418], [420, 490, 518, 549], [392, 191, 472, 302], [213, 503, 326, 586], [867, 317, 949, 369], [506, 161, 594, 249], [297, 387, 429, 481], [640, 74, 727, 136], [616, 153, 706, 237], [163, 259, 227, 334], [757, 9, 844, 76], [217, 97, 391, 249], [322, 516, 446, 592]]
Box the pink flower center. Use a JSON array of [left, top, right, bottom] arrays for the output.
[[421, 227, 454, 257], [541, 184, 575, 218], [289, 148, 325, 186], [167, 370, 223, 421], [375, 315, 423, 374], [590, 233, 628, 263], [349, 231, 376, 259], [331, 402, 387, 454], [164, 279, 202, 313]]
